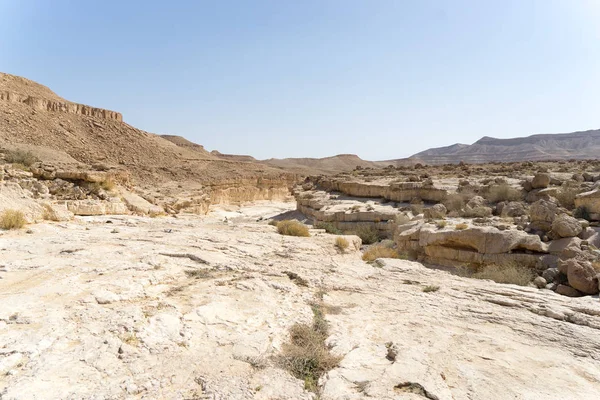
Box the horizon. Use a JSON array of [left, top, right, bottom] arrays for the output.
[[1, 1, 599, 160]]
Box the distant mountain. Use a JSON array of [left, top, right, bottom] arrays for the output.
[[262, 154, 381, 175], [398, 129, 600, 164]]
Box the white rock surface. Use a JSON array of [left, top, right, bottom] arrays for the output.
[[0, 202, 599, 399]]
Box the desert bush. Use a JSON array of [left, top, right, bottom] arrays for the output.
[[100, 177, 116, 191], [471, 263, 535, 286], [436, 220, 447, 229], [335, 237, 349, 251], [268, 219, 279, 226], [277, 220, 310, 237], [315, 222, 342, 234], [279, 304, 341, 392], [351, 225, 380, 244], [4, 149, 38, 167], [486, 183, 522, 203], [422, 285, 440, 293], [0, 209, 26, 230], [455, 223, 468, 230], [444, 193, 467, 212], [362, 244, 401, 262], [574, 206, 591, 221]]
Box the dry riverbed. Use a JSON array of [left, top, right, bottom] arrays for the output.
[[1, 201, 600, 399]]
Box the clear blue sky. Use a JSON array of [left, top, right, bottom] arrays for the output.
[[1, 1, 599, 160]]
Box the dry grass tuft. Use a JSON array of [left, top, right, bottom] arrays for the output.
[[351, 225, 381, 245], [486, 183, 522, 203], [455, 223, 468, 230], [335, 237, 349, 251], [471, 263, 535, 286], [0, 209, 26, 230], [279, 303, 341, 392], [362, 244, 401, 262], [315, 222, 342, 234], [422, 285, 440, 293], [436, 220, 447, 229], [277, 220, 310, 237], [4, 149, 38, 167]]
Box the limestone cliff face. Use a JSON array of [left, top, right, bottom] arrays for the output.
[[0, 91, 123, 122], [317, 178, 448, 202]]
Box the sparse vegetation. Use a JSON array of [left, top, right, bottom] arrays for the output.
[[284, 271, 309, 287], [362, 244, 401, 262], [471, 262, 535, 286], [443, 192, 469, 212], [351, 225, 381, 245], [574, 205, 591, 221], [0, 209, 26, 230], [184, 269, 212, 279], [277, 220, 310, 237], [422, 285, 440, 293], [335, 236, 349, 251], [436, 220, 447, 229], [315, 222, 342, 234], [4, 149, 39, 167], [279, 302, 341, 393], [555, 182, 580, 209], [455, 223, 468, 230], [486, 183, 522, 203]]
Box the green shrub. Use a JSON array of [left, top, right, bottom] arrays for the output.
[[315, 222, 342, 234], [0, 209, 26, 230], [277, 220, 310, 237], [351, 225, 380, 244]]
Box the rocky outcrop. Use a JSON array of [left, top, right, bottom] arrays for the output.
[[575, 188, 600, 220], [0, 90, 123, 121], [552, 213, 583, 238]]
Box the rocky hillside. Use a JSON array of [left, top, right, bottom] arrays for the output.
[[398, 129, 600, 164], [0, 72, 291, 187]]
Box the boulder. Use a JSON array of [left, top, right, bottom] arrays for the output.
[[555, 284, 583, 297], [424, 204, 447, 220], [551, 214, 582, 238], [533, 276, 547, 289], [500, 201, 527, 218], [532, 173, 550, 189], [566, 260, 599, 294], [542, 267, 560, 283], [575, 189, 600, 218]]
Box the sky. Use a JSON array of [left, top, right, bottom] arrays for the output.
[[1, 0, 599, 160]]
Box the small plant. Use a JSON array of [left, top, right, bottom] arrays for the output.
[[422, 285, 440, 293], [335, 236, 349, 251], [350, 205, 361, 213], [471, 262, 535, 286], [315, 222, 342, 234], [184, 269, 212, 279], [277, 220, 310, 237], [0, 209, 26, 230], [436, 220, 447, 229], [351, 225, 381, 245], [4, 149, 38, 166], [100, 177, 116, 191], [455, 223, 468, 230], [362, 244, 401, 262]]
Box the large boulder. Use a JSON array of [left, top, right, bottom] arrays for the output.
[[424, 204, 447, 220], [566, 259, 600, 295], [463, 196, 492, 218], [499, 201, 527, 218], [551, 214, 583, 238], [532, 173, 550, 189], [555, 284, 583, 297], [529, 199, 559, 231]]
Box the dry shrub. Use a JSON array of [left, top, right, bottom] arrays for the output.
[[277, 220, 310, 237], [471, 263, 535, 286], [554, 182, 580, 209], [100, 177, 116, 191], [455, 223, 468, 230], [362, 244, 401, 262], [4, 149, 38, 166], [279, 304, 341, 392], [574, 206, 591, 221], [444, 193, 468, 212], [422, 285, 440, 293], [335, 236, 349, 251], [0, 209, 26, 230], [486, 183, 522, 203], [436, 220, 447, 229]]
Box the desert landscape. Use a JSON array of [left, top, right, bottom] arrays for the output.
[[1, 68, 600, 400]]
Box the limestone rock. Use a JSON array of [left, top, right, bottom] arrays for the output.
[[552, 213, 583, 238], [529, 199, 559, 231], [424, 204, 447, 220], [532, 173, 551, 189], [575, 189, 600, 218], [500, 201, 527, 217], [567, 260, 600, 295], [555, 284, 583, 297], [533, 276, 547, 288]]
